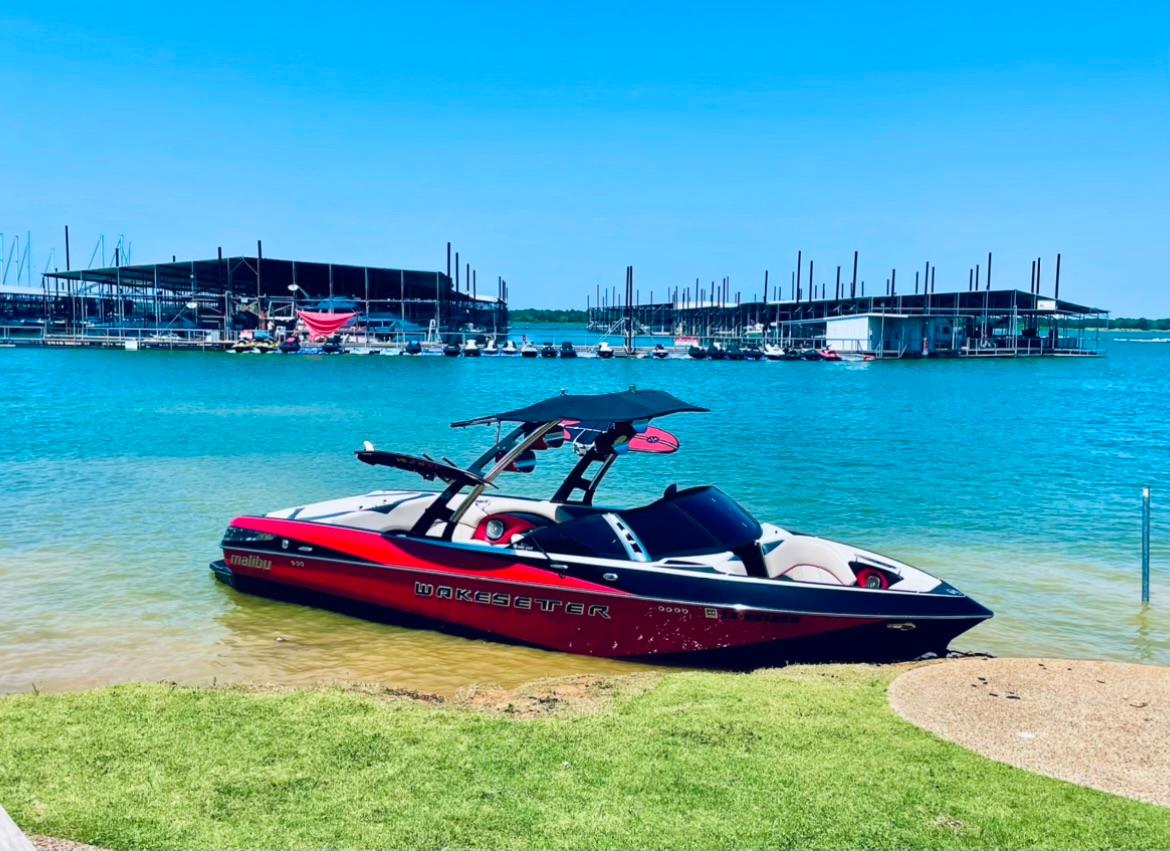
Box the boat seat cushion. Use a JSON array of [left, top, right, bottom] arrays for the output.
[[325, 494, 565, 540], [361, 493, 440, 532], [478, 495, 563, 522], [287, 493, 440, 533], [325, 509, 409, 532], [764, 536, 857, 585], [450, 495, 562, 541]]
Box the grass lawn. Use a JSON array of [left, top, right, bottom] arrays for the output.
[[0, 665, 1167, 849]]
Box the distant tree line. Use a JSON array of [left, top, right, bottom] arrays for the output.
[[509, 308, 588, 324], [1108, 317, 1170, 330]]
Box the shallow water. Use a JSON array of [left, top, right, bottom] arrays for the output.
[[1, 334, 1167, 694]]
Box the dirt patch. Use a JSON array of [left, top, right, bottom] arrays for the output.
[[452, 672, 660, 718], [244, 672, 659, 717], [185, 679, 449, 705], [197, 672, 658, 717], [890, 657, 1170, 807], [29, 836, 108, 851]]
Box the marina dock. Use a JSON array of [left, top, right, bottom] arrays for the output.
[[0, 240, 509, 350], [1, 245, 1106, 359], [587, 257, 1105, 358]]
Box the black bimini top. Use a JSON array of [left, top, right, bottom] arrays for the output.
[[451, 388, 708, 428]]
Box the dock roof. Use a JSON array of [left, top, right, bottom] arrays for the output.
[[674, 288, 1105, 317], [42, 256, 501, 304]]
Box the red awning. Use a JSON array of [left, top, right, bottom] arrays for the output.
[[297, 310, 357, 339]]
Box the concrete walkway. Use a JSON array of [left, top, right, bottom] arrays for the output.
[[0, 804, 35, 851], [889, 657, 1170, 807]]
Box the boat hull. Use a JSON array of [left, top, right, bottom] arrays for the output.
[[213, 517, 989, 662], [213, 559, 976, 662]]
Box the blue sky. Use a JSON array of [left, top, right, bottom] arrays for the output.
[[2, 2, 1167, 313]]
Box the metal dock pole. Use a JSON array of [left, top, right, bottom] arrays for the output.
[[1142, 486, 1151, 604]]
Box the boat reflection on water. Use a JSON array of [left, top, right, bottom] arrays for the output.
[[211, 582, 662, 694]]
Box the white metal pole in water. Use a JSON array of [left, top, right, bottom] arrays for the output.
[[1141, 486, 1151, 604]]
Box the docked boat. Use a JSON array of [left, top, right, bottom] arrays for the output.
[[500, 340, 518, 356], [839, 351, 876, 363], [442, 341, 462, 357], [520, 341, 539, 358], [817, 347, 842, 362], [403, 340, 423, 356], [462, 338, 482, 357], [483, 338, 499, 356], [540, 342, 558, 358], [688, 345, 707, 360], [743, 344, 764, 361], [651, 344, 669, 359], [725, 343, 746, 362], [278, 335, 301, 354], [212, 389, 992, 662], [559, 341, 578, 359], [763, 344, 783, 361], [597, 341, 615, 359], [322, 334, 346, 355], [707, 343, 727, 361], [229, 331, 277, 354]]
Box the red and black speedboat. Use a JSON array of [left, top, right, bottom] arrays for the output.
[[211, 389, 991, 662]]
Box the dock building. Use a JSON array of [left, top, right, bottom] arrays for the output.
[[589, 287, 1105, 358]]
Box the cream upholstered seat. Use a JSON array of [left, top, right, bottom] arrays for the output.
[[449, 495, 563, 541], [313, 493, 568, 542], [763, 536, 857, 585]]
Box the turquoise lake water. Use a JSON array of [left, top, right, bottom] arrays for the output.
[[1, 333, 1167, 694]]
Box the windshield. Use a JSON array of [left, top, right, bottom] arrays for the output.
[[617, 486, 762, 560]]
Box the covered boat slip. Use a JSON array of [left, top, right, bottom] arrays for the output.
[[796, 290, 1106, 358], [28, 252, 507, 345], [590, 286, 1106, 358]]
